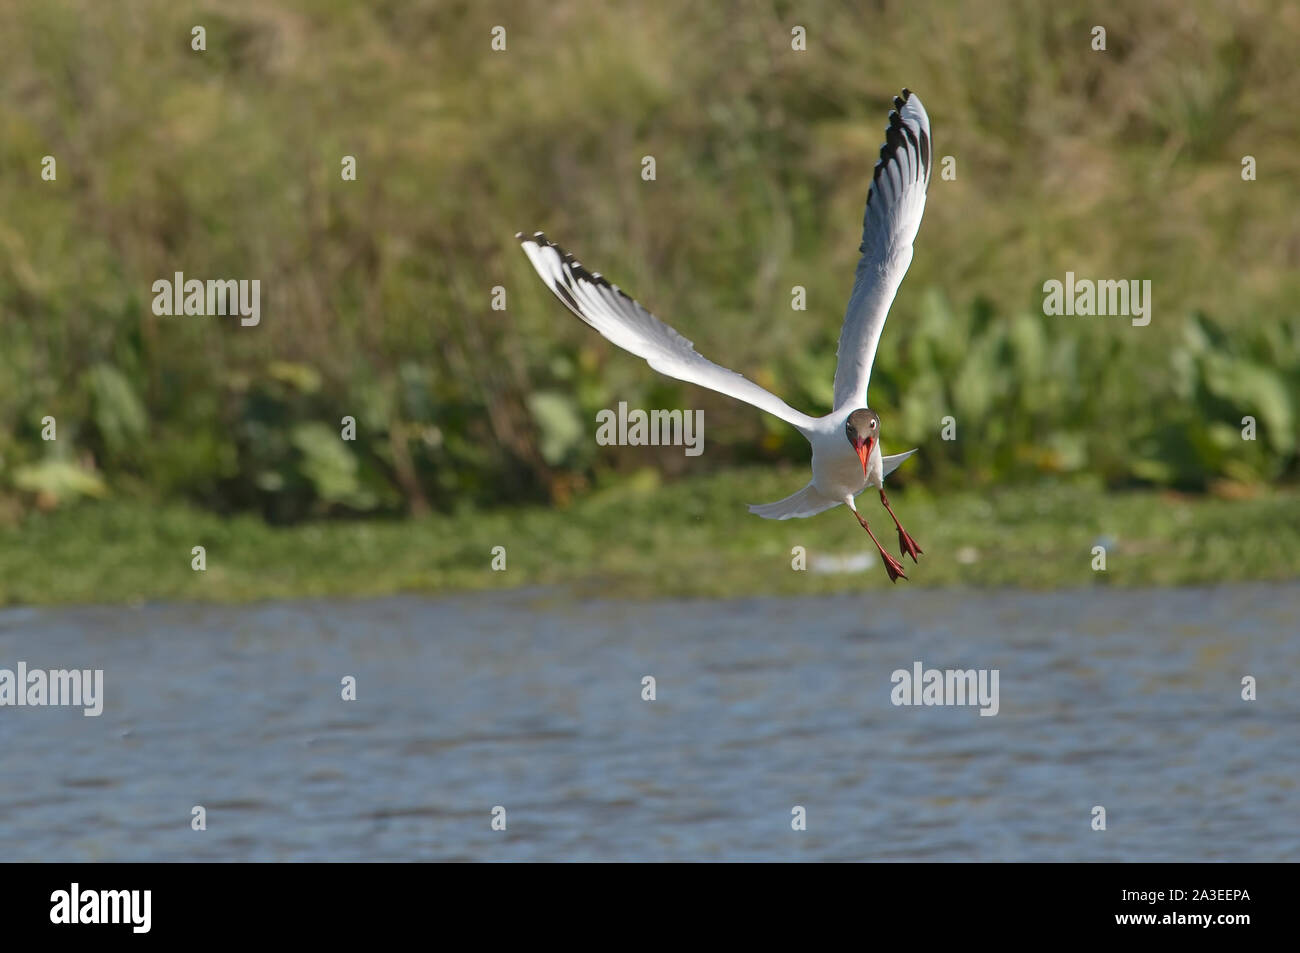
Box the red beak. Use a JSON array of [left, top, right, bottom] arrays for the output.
[[856, 436, 875, 474]]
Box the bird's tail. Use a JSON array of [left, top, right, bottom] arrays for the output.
[[747, 483, 841, 520]]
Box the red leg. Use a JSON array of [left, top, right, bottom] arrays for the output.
[[853, 508, 908, 582], [879, 489, 923, 563]]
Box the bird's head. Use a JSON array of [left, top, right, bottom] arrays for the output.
[[846, 408, 880, 475]]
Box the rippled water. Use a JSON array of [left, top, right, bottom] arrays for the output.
[[1, 584, 1296, 861]]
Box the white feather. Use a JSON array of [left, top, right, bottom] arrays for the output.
[[832, 91, 932, 411], [516, 234, 816, 433], [747, 483, 841, 520]]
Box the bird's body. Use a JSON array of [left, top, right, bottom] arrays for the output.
[[753, 408, 913, 520], [516, 89, 933, 581]]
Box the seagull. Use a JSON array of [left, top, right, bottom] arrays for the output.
[[516, 89, 931, 582]]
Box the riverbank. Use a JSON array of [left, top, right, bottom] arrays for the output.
[[4, 469, 1297, 606]]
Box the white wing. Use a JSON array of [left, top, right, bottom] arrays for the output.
[[517, 232, 817, 432], [832, 89, 932, 411], [881, 448, 916, 478]]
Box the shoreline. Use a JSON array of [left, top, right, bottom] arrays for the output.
[[4, 470, 1297, 607]]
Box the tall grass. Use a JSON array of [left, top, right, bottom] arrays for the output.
[[1, 0, 1297, 521]]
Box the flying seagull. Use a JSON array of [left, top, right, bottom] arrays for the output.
[[516, 89, 931, 582]]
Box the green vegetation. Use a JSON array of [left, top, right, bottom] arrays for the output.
[[1, 2, 1297, 604], [4, 474, 1297, 606]]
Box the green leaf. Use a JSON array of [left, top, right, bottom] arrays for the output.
[[85, 363, 147, 457], [1202, 354, 1295, 456], [12, 460, 108, 502], [291, 422, 375, 509], [266, 361, 322, 394], [526, 391, 585, 465]]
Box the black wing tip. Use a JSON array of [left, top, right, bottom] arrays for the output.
[[866, 87, 930, 206], [517, 231, 639, 308], [568, 256, 619, 295]]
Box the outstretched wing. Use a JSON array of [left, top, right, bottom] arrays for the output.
[[832, 89, 932, 411], [517, 232, 817, 432]]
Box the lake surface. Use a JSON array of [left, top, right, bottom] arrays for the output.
[[1, 584, 1297, 861]]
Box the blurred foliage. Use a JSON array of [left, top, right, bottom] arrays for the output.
[[1, 0, 1298, 523]]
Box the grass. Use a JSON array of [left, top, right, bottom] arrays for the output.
[[2, 0, 1298, 517], [4, 470, 1297, 606]]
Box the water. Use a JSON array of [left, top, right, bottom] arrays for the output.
[[1, 584, 1296, 861]]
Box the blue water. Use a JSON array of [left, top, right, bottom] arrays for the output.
[[0, 584, 1296, 861]]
